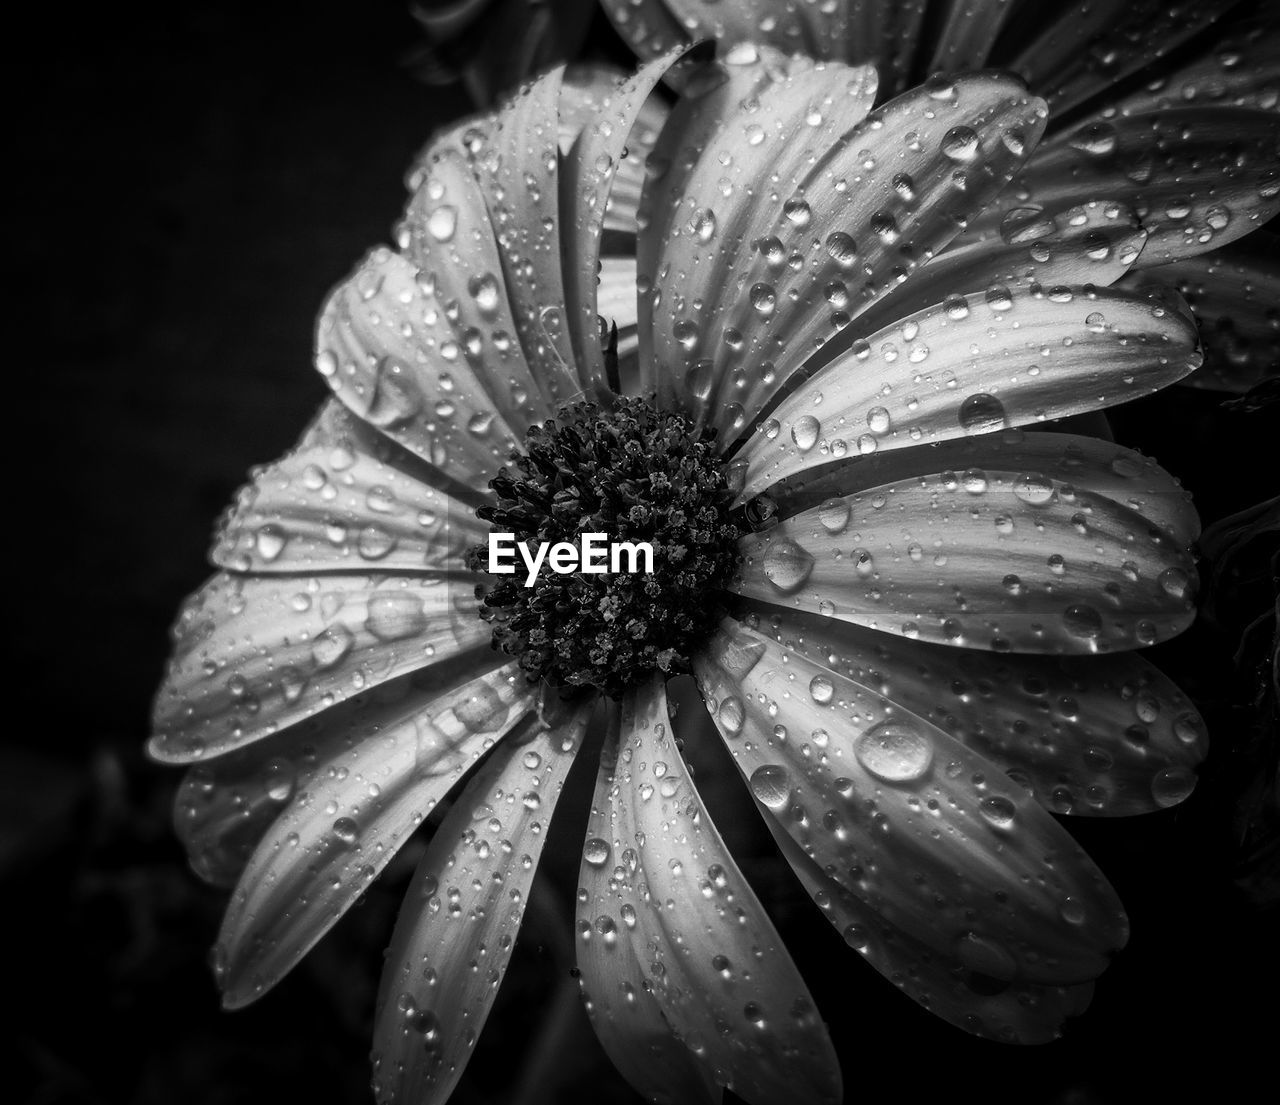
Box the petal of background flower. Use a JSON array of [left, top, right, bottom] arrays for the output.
[[577, 676, 842, 1105], [173, 648, 503, 888], [150, 572, 488, 763], [1004, 0, 1237, 118], [694, 619, 1130, 984], [215, 660, 536, 1008], [647, 64, 1045, 437], [370, 699, 592, 1105], [1122, 232, 1280, 393], [463, 63, 585, 403], [929, 0, 1018, 73], [213, 400, 487, 575], [734, 283, 1201, 499], [733, 464, 1198, 653], [561, 45, 699, 398], [752, 430, 1200, 549], [316, 247, 523, 487], [598, 0, 687, 66], [410, 0, 595, 107], [399, 150, 557, 428], [968, 107, 1280, 266], [744, 604, 1208, 816], [763, 814, 1096, 1042]]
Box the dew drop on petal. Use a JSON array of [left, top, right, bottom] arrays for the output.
[[749, 764, 791, 809], [854, 719, 934, 783], [763, 539, 814, 593]]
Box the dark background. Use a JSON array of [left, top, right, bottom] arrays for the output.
[[16, 3, 1277, 1103]]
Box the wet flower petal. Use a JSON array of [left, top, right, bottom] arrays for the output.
[[735, 283, 1201, 499], [762, 813, 1096, 1042], [1123, 232, 1280, 392], [735, 462, 1197, 653], [849, 200, 1148, 339], [400, 150, 557, 429], [928, 0, 1019, 72], [1006, 0, 1237, 117], [213, 401, 486, 575], [756, 430, 1200, 549], [1109, 8, 1280, 118], [744, 605, 1208, 816], [463, 64, 584, 402], [150, 572, 487, 763], [316, 247, 522, 485], [577, 676, 841, 1105], [215, 661, 536, 1008], [970, 107, 1280, 266], [370, 700, 592, 1105], [563, 45, 699, 398], [695, 620, 1130, 984], [645, 61, 1046, 435], [561, 64, 670, 235], [172, 650, 508, 888]]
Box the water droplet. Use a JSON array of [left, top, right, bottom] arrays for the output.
[[979, 795, 1017, 828], [762, 539, 814, 593], [750, 764, 791, 809], [791, 415, 820, 451], [583, 837, 611, 866], [854, 719, 934, 783], [1152, 766, 1196, 808], [958, 393, 1006, 434]]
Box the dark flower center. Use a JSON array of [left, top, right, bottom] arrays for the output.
[[468, 396, 743, 699]]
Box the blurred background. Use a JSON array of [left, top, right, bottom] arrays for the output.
[[16, 2, 1277, 1103]]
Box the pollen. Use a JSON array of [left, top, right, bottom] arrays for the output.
[[468, 395, 744, 699]]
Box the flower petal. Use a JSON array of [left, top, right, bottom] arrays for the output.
[[399, 149, 557, 427], [1123, 233, 1280, 393], [1005, 0, 1237, 117], [734, 283, 1201, 500], [316, 247, 522, 486], [1108, 8, 1280, 118], [214, 660, 536, 1008], [172, 649, 511, 888], [370, 698, 592, 1105], [763, 813, 1096, 1042], [851, 200, 1147, 339], [733, 461, 1198, 654], [753, 429, 1200, 549], [645, 64, 1044, 436], [637, 47, 865, 403], [562, 45, 699, 398], [694, 619, 1130, 985], [465, 64, 585, 403], [561, 64, 670, 235], [744, 604, 1208, 816], [213, 401, 487, 575], [598, 0, 687, 66], [929, 0, 1018, 72], [577, 676, 841, 1105], [150, 572, 488, 763], [971, 107, 1280, 266]]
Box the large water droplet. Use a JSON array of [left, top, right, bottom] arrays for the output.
[[854, 719, 934, 783], [762, 539, 814, 593]]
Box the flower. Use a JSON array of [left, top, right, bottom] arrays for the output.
[[153, 47, 1212, 1105], [601, 0, 1280, 392]]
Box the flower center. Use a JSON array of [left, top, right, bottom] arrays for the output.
[[469, 397, 743, 699]]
